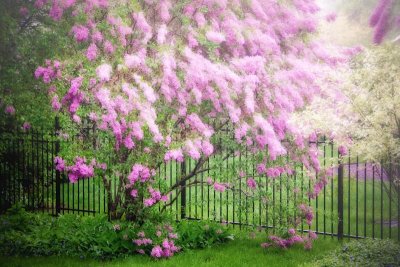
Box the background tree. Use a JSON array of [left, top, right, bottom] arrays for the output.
[[346, 44, 400, 198], [0, 0, 74, 131]]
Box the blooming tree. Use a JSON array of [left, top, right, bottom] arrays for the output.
[[345, 44, 400, 186], [31, 0, 350, 250]]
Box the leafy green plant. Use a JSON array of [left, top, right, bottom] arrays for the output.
[[311, 239, 400, 267], [0, 206, 233, 260], [175, 220, 233, 250]]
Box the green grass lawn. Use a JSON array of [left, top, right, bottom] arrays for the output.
[[0, 235, 341, 267]]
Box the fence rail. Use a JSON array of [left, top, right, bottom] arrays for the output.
[[0, 120, 399, 241]]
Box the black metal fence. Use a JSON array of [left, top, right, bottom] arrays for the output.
[[0, 121, 399, 241]]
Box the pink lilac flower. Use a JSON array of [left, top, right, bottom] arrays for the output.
[[92, 31, 103, 43], [71, 25, 90, 42], [256, 163, 266, 174], [19, 7, 29, 16], [34, 0, 47, 8], [144, 198, 156, 207], [246, 178, 257, 189], [130, 189, 138, 198], [5, 105, 15, 115], [86, 43, 98, 61], [49, 2, 63, 21], [96, 63, 112, 82], [213, 182, 226, 192], [309, 231, 318, 240], [35, 63, 59, 83], [164, 149, 184, 162], [136, 249, 145, 254], [370, 0, 393, 27], [338, 145, 348, 156], [168, 233, 178, 239], [22, 122, 31, 131], [206, 30, 225, 44], [104, 40, 115, 54], [288, 228, 296, 235], [124, 54, 141, 68], [54, 156, 65, 171], [150, 245, 163, 258], [66, 157, 95, 183]]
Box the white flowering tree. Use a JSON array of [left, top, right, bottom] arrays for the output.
[[347, 44, 400, 189]]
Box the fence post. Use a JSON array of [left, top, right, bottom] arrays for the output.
[[55, 116, 61, 215], [180, 160, 186, 219], [338, 157, 344, 240]]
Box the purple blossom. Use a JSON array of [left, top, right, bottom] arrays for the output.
[[5, 105, 15, 115], [150, 245, 163, 258], [246, 178, 257, 189]]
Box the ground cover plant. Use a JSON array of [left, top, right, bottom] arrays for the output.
[[311, 238, 400, 267], [0, 205, 232, 260]]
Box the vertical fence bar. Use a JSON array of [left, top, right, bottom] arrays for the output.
[[356, 156, 359, 238], [55, 117, 61, 215], [380, 161, 383, 239], [338, 157, 344, 240], [180, 160, 186, 219], [364, 162, 367, 238], [389, 161, 392, 238], [372, 164, 375, 239]]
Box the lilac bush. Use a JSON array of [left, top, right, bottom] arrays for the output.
[[29, 0, 355, 253]]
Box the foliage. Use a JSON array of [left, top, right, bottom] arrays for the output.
[[311, 239, 400, 267], [0, 0, 74, 131], [0, 206, 231, 260], [343, 44, 400, 190], [0, 205, 135, 260], [175, 220, 233, 250]]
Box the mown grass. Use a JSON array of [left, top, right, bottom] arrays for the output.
[[0, 234, 341, 267]]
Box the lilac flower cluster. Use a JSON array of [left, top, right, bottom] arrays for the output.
[[4, 105, 15, 115], [299, 204, 314, 226], [261, 228, 317, 250], [246, 178, 257, 189], [60, 77, 86, 122], [128, 164, 154, 184], [53, 156, 106, 183], [35, 60, 61, 84], [134, 225, 180, 259], [143, 187, 169, 207]]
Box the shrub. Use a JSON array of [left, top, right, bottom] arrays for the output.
[[175, 220, 234, 250], [312, 239, 400, 267], [0, 206, 232, 260]]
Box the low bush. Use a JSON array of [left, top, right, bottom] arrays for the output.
[[0, 205, 232, 260], [311, 238, 400, 267]]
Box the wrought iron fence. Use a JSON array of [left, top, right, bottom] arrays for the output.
[[0, 118, 399, 241]]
